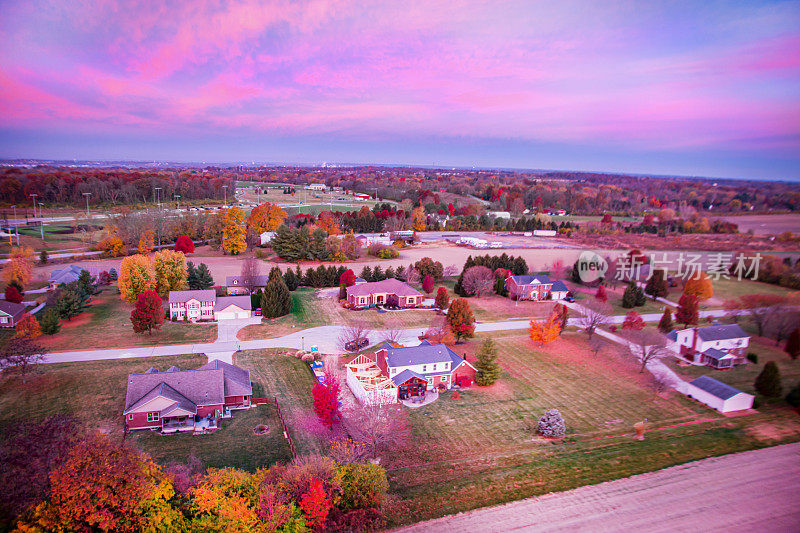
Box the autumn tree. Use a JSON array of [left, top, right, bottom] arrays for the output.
[[645, 269, 669, 299], [3, 246, 33, 290], [676, 293, 699, 327], [623, 329, 669, 373], [411, 206, 426, 231], [683, 271, 713, 301], [422, 274, 434, 294], [137, 229, 155, 254], [300, 477, 331, 528], [529, 313, 561, 345], [340, 268, 357, 287], [754, 361, 782, 398], [446, 298, 476, 343], [246, 202, 287, 233], [240, 256, 262, 294], [553, 303, 569, 332], [786, 327, 800, 360], [15, 313, 41, 338], [0, 337, 44, 384], [461, 265, 494, 296], [475, 337, 500, 386], [174, 234, 195, 254], [576, 300, 611, 338], [622, 310, 645, 331], [188, 468, 261, 532], [153, 249, 188, 297], [658, 308, 674, 334], [4, 284, 23, 304], [130, 290, 164, 335], [422, 322, 456, 345], [221, 206, 247, 255], [595, 284, 608, 303], [118, 254, 156, 304], [414, 257, 443, 280], [349, 396, 406, 460], [313, 371, 341, 429], [96, 232, 125, 257], [434, 286, 449, 309]]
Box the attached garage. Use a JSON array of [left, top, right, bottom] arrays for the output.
[[685, 375, 754, 413], [213, 296, 252, 320]]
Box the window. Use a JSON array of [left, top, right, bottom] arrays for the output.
[[390, 368, 396, 374], [147, 412, 159, 422], [422, 365, 427, 372], [432, 364, 437, 371], [128, 414, 133, 420], [442, 376, 448, 382]]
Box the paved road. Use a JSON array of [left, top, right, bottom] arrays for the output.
[[396, 443, 800, 533]]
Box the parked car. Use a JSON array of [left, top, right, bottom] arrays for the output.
[[344, 337, 369, 352], [563, 295, 575, 303], [253, 308, 262, 316]]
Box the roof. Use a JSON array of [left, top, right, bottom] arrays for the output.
[[0, 300, 26, 321], [198, 359, 253, 397], [665, 330, 679, 342], [391, 369, 428, 385], [689, 376, 744, 400], [126, 382, 198, 415], [703, 348, 734, 360], [551, 280, 568, 292], [225, 275, 269, 287], [696, 324, 749, 342], [168, 290, 216, 303], [214, 295, 252, 312], [48, 264, 86, 284], [124, 367, 226, 413], [510, 274, 552, 286], [347, 278, 422, 298], [383, 341, 460, 368]]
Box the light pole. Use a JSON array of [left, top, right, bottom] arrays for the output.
[[29, 194, 38, 219], [11, 205, 18, 245], [38, 203, 44, 239], [82, 192, 92, 220], [154, 187, 162, 208], [223, 185, 228, 207], [175, 195, 181, 211]]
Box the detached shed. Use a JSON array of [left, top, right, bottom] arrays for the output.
[[685, 376, 754, 413]]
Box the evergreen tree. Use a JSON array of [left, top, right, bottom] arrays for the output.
[[186, 261, 198, 289], [108, 267, 118, 281], [475, 338, 500, 386], [786, 382, 800, 408], [657, 308, 673, 334], [261, 276, 293, 318], [283, 267, 299, 291], [251, 289, 263, 310], [754, 361, 782, 398], [453, 255, 475, 296], [622, 281, 645, 308], [55, 286, 87, 321], [76, 270, 96, 298], [372, 266, 384, 281], [295, 264, 303, 286], [536, 409, 566, 438], [494, 274, 507, 296], [360, 266, 373, 283], [338, 283, 348, 300], [195, 263, 214, 289], [785, 327, 800, 360], [39, 308, 61, 335], [645, 269, 668, 299], [268, 266, 282, 283]]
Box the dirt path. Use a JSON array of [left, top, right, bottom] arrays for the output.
[[395, 443, 800, 533]]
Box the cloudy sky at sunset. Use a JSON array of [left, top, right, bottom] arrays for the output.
[[1, 1, 798, 179]]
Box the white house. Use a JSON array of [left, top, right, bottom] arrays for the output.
[[306, 183, 326, 191], [684, 376, 754, 413], [213, 296, 252, 320], [168, 291, 251, 321], [666, 324, 749, 368], [259, 232, 275, 246]]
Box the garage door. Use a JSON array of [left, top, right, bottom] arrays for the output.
[[236, 310, 249, 319], [216, 311, 235, 320]]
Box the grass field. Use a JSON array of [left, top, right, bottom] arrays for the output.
[[36, 287, 217, 352], [708, 277, 795, 303]]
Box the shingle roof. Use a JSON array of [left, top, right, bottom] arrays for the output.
[[168, 290, 216, 303], [391, 369, 428, 385], [703, 348, 734, 360], [214, 295, 252, 312], [347, 278, 422, 298], [665, 330, 679, 342], [225, 275, 269, 287], [384, 342, 460, 367], [124, 381, 198, 415], [124, 367, 226, 413], [689, 376, 744, 400], [511, 274, 552, 286], [198, 359, 253, 397], [551, 280, 568, 292], [696, 324, 748, 342], [0, 300, 26, 321], [48, 264, 87, 285]]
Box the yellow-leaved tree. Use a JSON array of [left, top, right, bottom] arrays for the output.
[[222, 207, 247, 255], [246, 202, 287, 234], [138, 229, 155, 254], [529, 314, 561, 345], [118, 254, 156, 304], [411, 207, 426, 232], [153, 250, 188, 297], [3, 246, 34, 289], [683, 271, 713, 301]]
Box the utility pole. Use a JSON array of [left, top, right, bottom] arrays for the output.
[[175, 195, 181, 211], [154, 188, 163, 247], [29, 194, 38, 218], [82, 192, 92, 220], [11, 205, 18, 245], [38, 203, 44, 239], [223, 185, 228, 207]]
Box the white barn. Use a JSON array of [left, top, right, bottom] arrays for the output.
[[685, 376, 754, 413]]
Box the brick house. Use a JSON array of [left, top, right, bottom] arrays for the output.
[[123, 359, 252, 433], [506, 274, 569, 301], [168, 291, 251, 321], [346, 278, 423, 308], [225, 275, 269, 295], [666, 324, 750, 369], [0, 300, 26, 327]]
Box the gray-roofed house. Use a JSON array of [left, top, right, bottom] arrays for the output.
[[0, 300, 26, 327], [346, 278, 423, 309], [506, 273, 566, 301], [225, 275, 269, 295], [124, 359, 252, 433], [48, 264, 100, 289], [685, 376, 754, 412], [168, 290, 216, 321], [213, 296, 251, 320], [666, 324, 749, 368]]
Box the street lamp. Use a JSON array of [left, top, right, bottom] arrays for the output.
[[223, 185, 228, 207], [29, 194, 38, 218], [10, 205, 18, 245], [38, 203, 44, 239], [175, 195, 181, 211], [154, 187, 162, 208], [82, 192, 92, 219]]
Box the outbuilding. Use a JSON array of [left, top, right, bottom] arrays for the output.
[[685, 375, 754, 413]]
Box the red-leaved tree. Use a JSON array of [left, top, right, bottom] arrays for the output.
[[174, 235, 195, 254], [300, 476, 331, 529], [130, 290, 164, 335], [312, 371, 341, 429], [5, 285, 23, 304], [676, 293, 699, 328], [434, 286, 449, 309], [595, 285, 608, 303], [422, 275, 434, 294], [340, 268, 357, 287], [622, 310, 645, 330]]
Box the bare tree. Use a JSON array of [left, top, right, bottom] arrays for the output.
[[576, 300, 611, 338], [240, 256, 262, 294], [443, 264, 460, 278], [338, 320, 370, 352], [649, 372, 676, 395], [588, 335, 604, 357], [347, 394, 407, 459], [622, 329, 670, 373], [1, 337, 45, 384], [548, 259, 565, 280], [380, 319, 404, 345], [461, 265, 494, 296]]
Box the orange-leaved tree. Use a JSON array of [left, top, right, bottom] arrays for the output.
[[529, 313, 561, 345], [246, 202, 287, 233], [15, 313, 41, 339], [118, 254, 156, 304], [445, 298, 475, 343], [3, 246, 33, 289], [682, 271, 713, 301], [138, 229, 155, 255], [222, 206, 247, 255], [300, 476, 331, 529]]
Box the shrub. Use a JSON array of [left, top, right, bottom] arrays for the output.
[[536, 409, 566, 438], [754, 361, 782, 398], [746, 352, 758, 364], [451, 391, 460, 399], [39, 250, 49, 265], [254, 249, 267, 260], [786, 383, 800, 408], [336, 463, 389, 510]]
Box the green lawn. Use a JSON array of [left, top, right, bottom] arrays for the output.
[[37, 287, 217, 352], [710, 278, 795, 302]]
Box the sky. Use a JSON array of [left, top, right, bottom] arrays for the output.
[[0, 0, 799, 180]]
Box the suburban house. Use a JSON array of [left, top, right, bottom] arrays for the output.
[[666, 324, 750, 368], [48, 264, 99, 289], [225, 275, 269, 295], [259, 231, 275, 246], [123, 359, 253, 433], [168, 290, 251, 321], [346, 278, 423, 309], [0, 300, 26, 327], [506, 274, 569, 301], [684, 376, 754, 413], [346, 341, 476, 404]]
